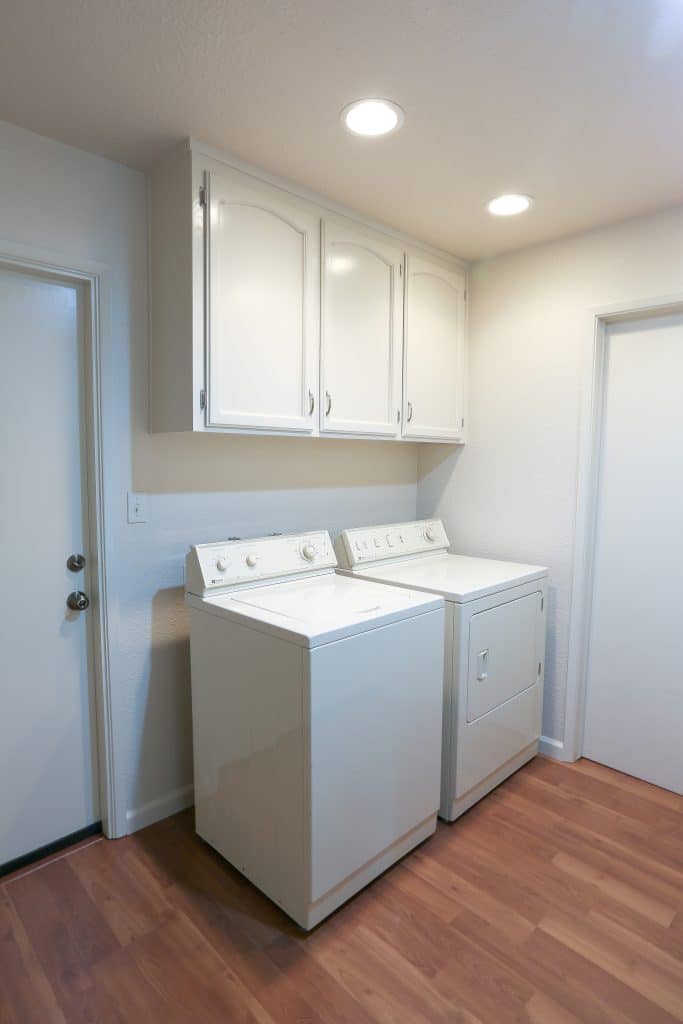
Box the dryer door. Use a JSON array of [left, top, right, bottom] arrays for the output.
[[466, 592, 543, 722]]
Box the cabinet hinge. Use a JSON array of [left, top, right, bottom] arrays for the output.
[[198, 186, 207, 208], [199, 388, 207, 411], [538, 661, 542, 677], [461, 417, 465, 429], [399, 263, 403, 276], [541, 596, 544, 612]]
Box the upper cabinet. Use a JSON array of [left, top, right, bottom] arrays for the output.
[[402, 255, 466, 442], [321, 220, 403, 437], [206, 170, 318, 432], [149, 140, 467, 443]]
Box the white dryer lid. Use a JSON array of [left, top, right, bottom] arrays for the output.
[[189, 572, 443, 647], [345, 552, 547, 603]]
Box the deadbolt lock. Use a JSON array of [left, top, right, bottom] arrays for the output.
[[67, 553, 86, 572]]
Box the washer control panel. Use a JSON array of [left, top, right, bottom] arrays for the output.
[[338, 520, 449, 568], [186, 531, 336, 595]]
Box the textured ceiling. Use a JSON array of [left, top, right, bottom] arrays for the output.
[[2, 0, 683, 259]]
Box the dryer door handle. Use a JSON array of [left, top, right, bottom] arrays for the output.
[[476, 649, 489, 681]]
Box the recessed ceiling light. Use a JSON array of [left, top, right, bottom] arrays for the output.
[[487, 193, 533, 216], [341, 99, 404, 137]]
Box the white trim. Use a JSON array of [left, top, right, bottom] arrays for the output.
[[0, 238, 120, 837], [125, 784, 194, 833], [564, 292, 683, 762], [539, 735, 566, 759]]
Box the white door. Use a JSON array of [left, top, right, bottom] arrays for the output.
[[320, 219, 403, 437], [0, 266, 99, 867], [403, 254, 465, 441], [583, 312, 683, 793], [206, 169, 319, 433]]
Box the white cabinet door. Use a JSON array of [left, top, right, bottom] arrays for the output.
[[206, 170, 318, 432], [321, 220, 403, 436], [403, 254, 465, 441]]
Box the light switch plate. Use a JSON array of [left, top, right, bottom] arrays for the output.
[[127, 492, 147, 524]]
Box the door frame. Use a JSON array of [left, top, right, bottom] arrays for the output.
[[0, 238, 118, 837], [563, 292, 683, 763]]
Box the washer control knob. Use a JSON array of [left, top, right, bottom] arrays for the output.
[[301, 544, 316, 561], [216, 557, 228, 572], [245, 553, 257, 568], [425, 526, 437, 542]]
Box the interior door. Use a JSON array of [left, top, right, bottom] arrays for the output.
[[0, 266, 99, 869], [403, 254, 465, 440], [206, 169, 319, 432], [583, 312, 683, 793], [321, 219, 402, 436]]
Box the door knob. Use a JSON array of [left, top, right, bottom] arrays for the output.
[[66, 553, 86, 572], [67, 591, 90, 611]]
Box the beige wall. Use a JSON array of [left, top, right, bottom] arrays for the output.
[[418, 203, 683, 750], [0, 119, 419, 834]]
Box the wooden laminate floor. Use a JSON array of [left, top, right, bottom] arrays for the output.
[[1, 756, 682, 1023]]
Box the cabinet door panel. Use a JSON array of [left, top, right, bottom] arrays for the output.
[[403, 255, 465, 441], [207, 171, 318, 432], [321, 220, 402, 436]]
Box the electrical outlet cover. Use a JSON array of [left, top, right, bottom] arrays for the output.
[[127, 491, 147, 524]]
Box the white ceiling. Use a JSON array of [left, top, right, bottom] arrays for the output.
[[2, 0, 683, 260]]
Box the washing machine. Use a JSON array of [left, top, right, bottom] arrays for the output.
[[185, 530, 445, 929], [337, 520, 548, 822]]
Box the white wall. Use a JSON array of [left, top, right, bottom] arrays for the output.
[[0, 120, 419, 835], [418, 203, 683, 752]]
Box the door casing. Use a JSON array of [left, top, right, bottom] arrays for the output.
[[564, 292, 683, 764], [0, 239, 118, 837]]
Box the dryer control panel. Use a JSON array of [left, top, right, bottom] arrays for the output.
[[338, 519, 450, 568], [186, 531, 336, 595]]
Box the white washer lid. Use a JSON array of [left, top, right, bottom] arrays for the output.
[[345, 552, 547, 603], [188, 572, 443, 647]]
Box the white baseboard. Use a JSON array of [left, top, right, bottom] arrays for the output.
[[125, 784, 194, 834], [539, 735, 569, 760]]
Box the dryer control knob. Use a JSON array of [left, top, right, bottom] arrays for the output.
[[301, 544, 316, 561], [245, 554, 257, 568], [216, 557, 228, 572], [425, 526, 437, 542]]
